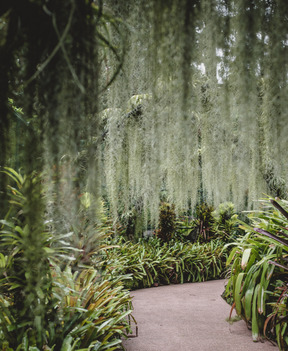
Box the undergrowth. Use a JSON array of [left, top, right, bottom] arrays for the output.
[[99, 236, 228, 290]]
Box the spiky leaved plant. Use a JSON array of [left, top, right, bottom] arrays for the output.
[[212, 202, 240, 242], [225, 197, 288, 348], [189, 203, 215, 242], [0, 168, 58, 348], [50, 266, 133, 351], [155, 202, 176, 242], [101, 235, 227, 289], [0, 169, 134, 350]]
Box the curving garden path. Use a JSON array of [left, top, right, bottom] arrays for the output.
[[122, 279, 276, 351]]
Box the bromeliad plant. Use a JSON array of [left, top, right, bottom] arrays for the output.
[[212, 202, 240, 243], [191, 202, 215, 242], [225, 197, 288, 349], [50, 266, 133, 351], [0, 168, 134, 350], [100, 236, 227, 290]]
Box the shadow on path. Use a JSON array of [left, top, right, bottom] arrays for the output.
[[122, 279, 276, 351]]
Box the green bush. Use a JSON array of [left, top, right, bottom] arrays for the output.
[[50, 266, 133, 351], [0, 168, 57, 349], [212, 202, 240, 242], [155, 202, 176, 242], [176, 202, 241, 243], [224, 197, 288, 349]]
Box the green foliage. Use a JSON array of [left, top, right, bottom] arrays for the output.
[[0, 168, 56, 348], [69, 194, 113, 270], [224, 197, 288, 349], [155, 202, 176, 242], [175, 214, 194, 240], [191, 203, 215, 242], [100, 236, 227, 290], [49, 267, 133, 351], [118, 206, 144, 241], [0, 265, 133, 351], [212, 202, 240, 242], [174, 202, 242, 243], [0, 169, 133, 350]]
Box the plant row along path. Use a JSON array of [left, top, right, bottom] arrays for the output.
[[101, 237, 227, 290], [122, 280, 276, 351]]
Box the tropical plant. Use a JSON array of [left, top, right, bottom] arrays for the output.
[[176, 202, 242, 243], [212, 202, 240, 242], [0, 264, 134, 351], [100, 236, 227, 290], [49, 266, 133, 351], [0, 168, 134, 350], [0, 168, 58, 349], [224, 197, 288, 349], [265, 280, 288, 350], [186, 203, 215, 242], [175, 214, 195, 241], [155, 202, 176, 242], [69, 193, 114, 270], [118, 206, 144, 241]]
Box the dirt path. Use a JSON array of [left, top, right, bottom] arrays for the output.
[[122, 279, 276, 351]]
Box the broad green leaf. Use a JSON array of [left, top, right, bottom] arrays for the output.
[[60, 335, 73, 351], [244, 283, 254, 321], [235, 272, 245, 315], [241, 248, 251, 270], [252, 284, 260, 342]]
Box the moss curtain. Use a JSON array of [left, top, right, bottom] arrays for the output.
[[1, 0, 288, 222]]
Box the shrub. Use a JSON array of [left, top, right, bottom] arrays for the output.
[[212, 202, 240, 242], [119, 207, 144, 241], [224, 197, 288, 349], [0, 168, 57, 349], [176, 202, 243, 243], [155, 202, 176, 242]]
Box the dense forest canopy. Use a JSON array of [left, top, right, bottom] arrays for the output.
[[1, 0, 288, 224]]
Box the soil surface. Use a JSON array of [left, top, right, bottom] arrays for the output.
[[122, 279, 277, 351]]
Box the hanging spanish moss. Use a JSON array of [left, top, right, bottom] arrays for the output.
[[103, 0, 288, 222], [0, 1, 123, 227], [1, 0, 288, 229]]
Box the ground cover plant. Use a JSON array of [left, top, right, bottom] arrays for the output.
[[224, 197, 288, 350], [100, 236, 228, 291]]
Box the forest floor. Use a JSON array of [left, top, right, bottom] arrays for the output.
[[121, 279, 277, 351]]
